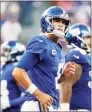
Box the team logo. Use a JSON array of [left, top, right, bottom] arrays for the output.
[[52, 49, 56, 55], [74, 54, 79, 59]]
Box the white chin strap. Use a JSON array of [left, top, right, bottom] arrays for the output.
[[52, 24, 68, 38], [47, 30, 65, 38], [47, 23, 68, 38], [53, 30, 65, 38]]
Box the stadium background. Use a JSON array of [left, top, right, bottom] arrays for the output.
[[1, 1, 91, 45]]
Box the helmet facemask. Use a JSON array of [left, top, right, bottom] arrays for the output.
[[69, 34, 91, 54], [46, 17, 70, 39], [75, 34, 91, 53]]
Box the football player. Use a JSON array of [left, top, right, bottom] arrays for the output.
[[59, 23, 91, 111], [1, 41, 26, 112], [12, 6, 75, 111]]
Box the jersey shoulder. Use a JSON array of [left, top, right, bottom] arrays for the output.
[[65, 48, 89, 65], [26, 35, 48, 54]]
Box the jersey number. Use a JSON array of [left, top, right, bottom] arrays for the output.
[[88, 71, 91, 89], [55, 63, 64, 89]]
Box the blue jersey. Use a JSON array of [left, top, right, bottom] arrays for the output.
[[1, 62, 25, 112], [65, 48, 91, 110], [17, 35, 65, 109]]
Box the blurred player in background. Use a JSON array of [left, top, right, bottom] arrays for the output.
[[12, 6, 75, 111], [1, 41, 25, 112], [60, 23, 91, 111], [1, 2, 22, 43]]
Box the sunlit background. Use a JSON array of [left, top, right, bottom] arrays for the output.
[[1, 1, 91, 45]]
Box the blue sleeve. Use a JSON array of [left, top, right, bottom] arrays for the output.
[[26, 36, 47, 54], [17, 51, 39, 71], [17, 37, 47, 71], [10, 96, 25, 107]]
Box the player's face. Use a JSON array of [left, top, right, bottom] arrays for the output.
[[53, 18, 66, 32], [84, 35, 91, 48], [51, 18, 67, 39]]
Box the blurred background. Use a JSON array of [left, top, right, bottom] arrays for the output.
[[0, 1, 91, 45]]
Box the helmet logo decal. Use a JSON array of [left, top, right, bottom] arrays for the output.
[[70, 28, 80, 37]]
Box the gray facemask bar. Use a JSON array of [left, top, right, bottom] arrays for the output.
[[67, 35, 90, 53], [45, 16, 69, 38]]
